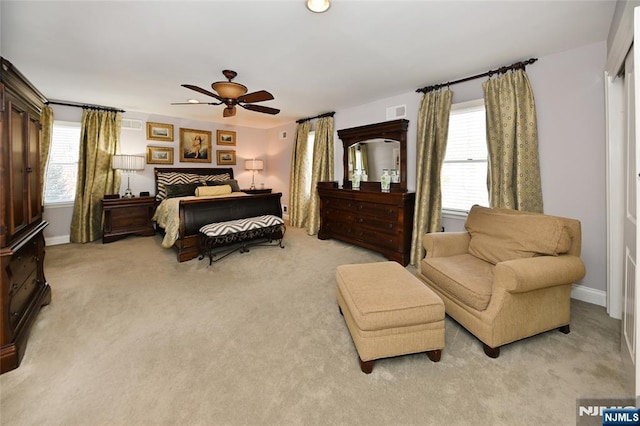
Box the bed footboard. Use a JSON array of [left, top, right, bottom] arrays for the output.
[[175, 193, 283, 262]]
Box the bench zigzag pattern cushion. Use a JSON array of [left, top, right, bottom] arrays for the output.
[[200, 215, 284, 237]]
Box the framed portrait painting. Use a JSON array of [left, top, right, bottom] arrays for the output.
[[180, 128, 212, 163], [146, 122, 174, 141], [217, 130, 236, 146], [216, 150, 236, 165], [146, 146, 174, 165]]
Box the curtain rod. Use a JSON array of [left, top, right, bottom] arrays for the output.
[[416, 58, 538, 94], [46, 99, 125, 113], [296, 111, 335, 124]]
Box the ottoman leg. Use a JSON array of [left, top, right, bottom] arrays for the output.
[[426, 349, 442, 362], [359, 357, 374, 374]]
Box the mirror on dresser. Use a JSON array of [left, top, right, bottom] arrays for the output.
[[338, 119, 409, 192]]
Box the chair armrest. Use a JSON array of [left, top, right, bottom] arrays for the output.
[[422, 232, 470, 258], [495, 255, 586, 293]]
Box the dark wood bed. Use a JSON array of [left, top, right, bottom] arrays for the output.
[[153, 167, 283, 262]]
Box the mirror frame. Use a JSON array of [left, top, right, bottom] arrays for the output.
[[337, 119, 409, 192]]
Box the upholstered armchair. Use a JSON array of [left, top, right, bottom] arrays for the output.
[[416, 205, 586, 358]]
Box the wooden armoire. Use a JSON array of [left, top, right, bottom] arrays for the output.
[[0, 57, 51, 374]]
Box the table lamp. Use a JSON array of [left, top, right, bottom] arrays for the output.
[[244, 159, 264, 190], [112, 154, 145, 198]]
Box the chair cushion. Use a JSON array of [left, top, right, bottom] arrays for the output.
[[421, 253, 494, 312], [465, 205, 571, 265]]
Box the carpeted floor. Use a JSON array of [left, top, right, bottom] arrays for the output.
[[0, 227, 632, 425]]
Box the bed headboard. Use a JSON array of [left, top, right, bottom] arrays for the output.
[[154, 167, 235, 200]]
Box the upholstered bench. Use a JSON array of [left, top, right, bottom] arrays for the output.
[[336, 261, 445, 374], [199, 215, 285, 264]]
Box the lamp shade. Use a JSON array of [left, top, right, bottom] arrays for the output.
[[244, 159, 264, 171], [112, 155, 145, 171]]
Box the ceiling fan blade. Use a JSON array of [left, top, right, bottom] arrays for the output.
[[223, 106, 236, 117], [241, 103, 280, 115], [181, 84, 224, 102], [237, 90, 274, 104], [170, 102, 221, 105]]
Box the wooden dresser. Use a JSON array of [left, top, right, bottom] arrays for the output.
[[317, 183, 415, 265], [0, 57, 51, 374]]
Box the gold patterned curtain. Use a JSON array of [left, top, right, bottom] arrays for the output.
[[70, 110, 121, 243], [360, 143, 369, 178], [410, 89, 453, 266], [39, 105, 54, 203], [483, 69, 543, 212], [306, 116, 334, 235], [289, 121, 312, 228]]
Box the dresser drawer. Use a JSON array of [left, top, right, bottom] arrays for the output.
[[354, 227, 400, 250], [9, 270, 40, 329], [6, 239, 38, 294], [322, 197, 356, 212], [356, 201, 398, 219], [355, 216, 396, 234]]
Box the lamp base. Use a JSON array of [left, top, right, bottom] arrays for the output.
[[122, 176, 134, 198]]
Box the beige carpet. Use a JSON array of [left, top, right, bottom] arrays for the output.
[[0, 227, 632, 425]]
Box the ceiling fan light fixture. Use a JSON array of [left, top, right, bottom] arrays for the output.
[[212, 81, 248, 99], [187, 99, 200, 104], [307, 0, 330, 13]]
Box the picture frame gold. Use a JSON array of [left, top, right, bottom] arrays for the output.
[[146, 122, 174, 141], [216, 129, 236, 146], [216, 150, 236, 165], [180, 128, 212, 163], [146, 146, 174, 165]]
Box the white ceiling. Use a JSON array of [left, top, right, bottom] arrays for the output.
[[1, 0, 616, 129]]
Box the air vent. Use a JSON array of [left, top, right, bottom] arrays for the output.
[[121, 118, 143, 130], [386, 105, 406, 120]]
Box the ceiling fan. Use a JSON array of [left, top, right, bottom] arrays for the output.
[[172, 70, 280, 118]]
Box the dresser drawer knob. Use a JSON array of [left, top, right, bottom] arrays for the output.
[[11, 283, 18, 290], [11, 312, 19, 317]]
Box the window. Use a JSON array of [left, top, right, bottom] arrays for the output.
[[44, 121, 81, 204], [441, 99, 489, 213]]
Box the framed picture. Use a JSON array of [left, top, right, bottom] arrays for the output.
[[216, 150, 236, 165], [146, 122, 174, 141], [217, 130, 236, 146], [180, 128, 212, 163], [146, 146, 174, 165]]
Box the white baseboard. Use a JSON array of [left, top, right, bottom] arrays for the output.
[[46, 235, 70, 246], [571, 283, 606, 307]]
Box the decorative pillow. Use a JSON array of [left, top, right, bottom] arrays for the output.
[[205, 179, 240, 192], [156, 172, 201, 200], [195, 185, 232, 197], [165, 183, 199, 198], [465, 205, 572, 265], [199, 173, 231, 185]]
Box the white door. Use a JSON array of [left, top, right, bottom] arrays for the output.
[[622, 44, 636, 384]]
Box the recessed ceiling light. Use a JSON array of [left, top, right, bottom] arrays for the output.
[[307, 0, 330, 13]]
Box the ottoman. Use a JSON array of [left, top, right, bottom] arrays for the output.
[[336, 261, 445, 374]]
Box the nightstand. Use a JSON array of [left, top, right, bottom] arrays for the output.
[[241, 188, 272, 194], [102, 196, 156, 243]]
